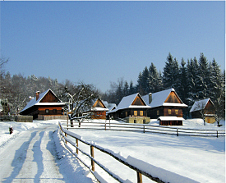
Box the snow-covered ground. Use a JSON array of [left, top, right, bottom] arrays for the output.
[[62, 119, 225, 183], [0, 120, 97, 182], [0, 119, 225, 183]]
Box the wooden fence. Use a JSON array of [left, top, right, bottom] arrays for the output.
[[64, 120, 225, 138], [59, 122, 166, 183]]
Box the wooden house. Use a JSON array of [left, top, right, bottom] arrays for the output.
[[20, 89, 66, 120], [108, 93, 150, 124], [142, 88, 187, 125], [190, 98, 215, 123], [90, 99, 109, 119]]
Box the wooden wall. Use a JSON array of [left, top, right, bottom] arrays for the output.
[[91, 111, 106, 119]]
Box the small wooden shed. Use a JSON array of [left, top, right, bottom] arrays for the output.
[[190, 98, 215, 123]]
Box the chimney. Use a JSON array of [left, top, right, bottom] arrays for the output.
[[149, 93, 152, 104], [29, 96, 34, 101], [36, 91, 40, 101]]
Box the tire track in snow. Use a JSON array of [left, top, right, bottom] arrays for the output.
[[2, 131, 37, 183], [1, 126, 65, 182]]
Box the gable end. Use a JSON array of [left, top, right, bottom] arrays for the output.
[[93, 99, 106, 108], [164, 91, 182, 104], [40, 90, 60, 103], [132, 94, 146, 106]]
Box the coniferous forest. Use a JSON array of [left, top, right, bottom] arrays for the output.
[[0, 53, 225, 119]]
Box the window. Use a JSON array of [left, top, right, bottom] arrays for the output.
[[140, 111, 143, 116], [168, 109, 171, 114], [157, 110, 159, 115], [53, 109, 57, 114], [45, 109, 49, 114], [175, 109, 178, 115], [134, 111, 137, 116]]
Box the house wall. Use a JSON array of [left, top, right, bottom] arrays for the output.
[[126, 116, 150, 124], [205, 101, 215, 114], [148, 107, 183, 119], [38, 106, 63, 116], [91, 111, 106, 119], [118, 109, 147, 118], [160, 120, 183, 126]]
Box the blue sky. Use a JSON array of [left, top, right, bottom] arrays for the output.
[[0, 1, 225, 92]]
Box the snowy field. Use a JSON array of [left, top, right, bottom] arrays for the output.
[[0, 119, 225, 183], [61, 119, 225, 183]]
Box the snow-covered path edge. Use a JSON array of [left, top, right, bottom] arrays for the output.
[[53, 128, 98, 183]]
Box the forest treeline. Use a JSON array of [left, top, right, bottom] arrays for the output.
[[102, 53, 225, 118], [0, 53, 225, 118]]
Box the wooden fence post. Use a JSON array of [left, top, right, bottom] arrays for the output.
[[177, 128, 179, 136], [76, 139, 79, 154], [65, 132, 67, 144], [137, 171, 142, 183], [217, 131, 218, 138], [143, 125, 145, 133], [105, 122, 106, 131], [90, 145, 95, 171]]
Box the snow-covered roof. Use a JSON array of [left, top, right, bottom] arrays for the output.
[[190, 98, 211, 113], [143, 88, 187, 108], [20, 89, 65, 113], [91, 99, 109, 111], [91, 107, 109, 111], [103, 101, 117, 112], [157, 116, 185, 121], [110, 93, 150, 113]]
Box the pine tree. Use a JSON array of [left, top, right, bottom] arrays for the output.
[[129, 81, 136, 95], [197, 53, 210, 99], [177, 58, 188, 103], [123, 81, 129, 96], [208, 59, 222, 100], [137, 67, 150, 95], [163, 53, 179, 89], [148, 62, 163, 93], [186, 58, 200, 107]]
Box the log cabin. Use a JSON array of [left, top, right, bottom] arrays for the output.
[[90, 99, 109, 119], [20, 89, 66, 120], [190, 98, 215, 123], [142, 88, 188, 125], [108, 93, 150, 124]]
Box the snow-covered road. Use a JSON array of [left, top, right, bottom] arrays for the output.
[[0, 125, 64, 182]]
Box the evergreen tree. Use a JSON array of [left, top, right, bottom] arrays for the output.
[[186, 58, 200, 107], [123, 81, 129, 96], [148, 62, 163, 93], [208, 59, 222, 100], [177, 58, 188, 103], [197, 53, 210, 99], [129, 80, 136, 95], [137, 67, 150, 95], [163, 53, 179, 89]]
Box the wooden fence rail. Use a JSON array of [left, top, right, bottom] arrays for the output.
[[63, 120, 225, 138], [59, 122, 165, 183]]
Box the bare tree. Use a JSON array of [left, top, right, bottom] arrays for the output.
[[63, 83, 98, 127]]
